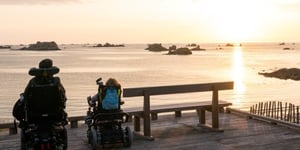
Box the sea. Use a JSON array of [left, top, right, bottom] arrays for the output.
[[1, 42, 300, 120]]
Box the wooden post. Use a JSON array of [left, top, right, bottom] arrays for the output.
[[290, 103, 293, 122], [151, 113, 158, 120], [273, 101, 276, 118], [292, 104, 295, 123], [263, 102, 266, 116], [143, 90, 151, 137], [275, 102, 279, 119], [212, 86, 219, 129], [277, 101, 280, 119], [175, 111, 182, 117], [9, 127, 17, 135], [280, 101, 283, 120], [260, 102, 264, 116], [264, 102, 268, 116], [274, 102, 277, 119], [70, 121, 78, 128], [197, 108, 206, 125], [258, 102, 261, 115], [271, 101, 274, 118], [134, 116, 141, 132], [288, 103, 291, 122], [261, 102, 264, 115], [297, 106, 299, 124], [284, 102, 287, 121], [268, 101, 272, 117]]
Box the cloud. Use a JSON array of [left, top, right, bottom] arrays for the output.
[[0, 0, 84, 5]]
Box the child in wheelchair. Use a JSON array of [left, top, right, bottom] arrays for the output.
[[85, 77, 132, 149]]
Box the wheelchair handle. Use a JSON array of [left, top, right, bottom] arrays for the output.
[[96, 77, 103, 85]]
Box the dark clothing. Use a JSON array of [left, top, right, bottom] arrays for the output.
[[13, 58, 67, 127], [13, 76, 68, 125], [23, 76, 67, 108]]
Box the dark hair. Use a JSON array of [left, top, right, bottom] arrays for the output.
[[105, 78, 121, 87]]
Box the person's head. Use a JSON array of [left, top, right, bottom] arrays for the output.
[[105, 78, 120, 87], [29, 58, 59, 77]]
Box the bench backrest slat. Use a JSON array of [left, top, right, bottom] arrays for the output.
[[123, 81, 233, 97]]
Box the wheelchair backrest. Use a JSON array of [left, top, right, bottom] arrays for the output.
[[26, 78, 63, 123]]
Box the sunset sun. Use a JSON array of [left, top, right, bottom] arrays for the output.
[[201, 0, 270, 42]]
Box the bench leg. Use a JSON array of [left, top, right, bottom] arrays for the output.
[[70, 121, 78, 128], [144, 114, 151, 137], [134, 116, 141, 132], [151, 113, 158, 120], [197, 108, 206, 125], [175, 111, 182, 117], [9, 127, 18, 135], [127, 115, 133, 122]]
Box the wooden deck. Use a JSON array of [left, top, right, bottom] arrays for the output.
[[1, 110, 299, 150]]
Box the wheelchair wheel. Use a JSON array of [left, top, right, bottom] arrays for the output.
[[62, 128, 68, 150], [20, 129, 28, 150], [91, 127, 101, 150], [123, 126, 132, 147], [87, 129, 92, 144]]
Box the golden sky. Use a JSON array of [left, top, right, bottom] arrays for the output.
[[1, 0, 300, 44]]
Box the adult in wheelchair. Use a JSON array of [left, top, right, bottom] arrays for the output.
[[13, 59, 68, 150]]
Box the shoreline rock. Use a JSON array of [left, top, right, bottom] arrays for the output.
[[258, 68, 300, 80], [167, 47, 192, 55], [145, 43, 168, 52]]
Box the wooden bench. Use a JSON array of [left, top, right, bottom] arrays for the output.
[[123, 81, 234, 140], [123, 101, 232, 138]]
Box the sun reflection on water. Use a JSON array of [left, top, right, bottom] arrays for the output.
[[231, 46, 246, 106]]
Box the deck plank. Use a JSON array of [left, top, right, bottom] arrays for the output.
[[0, 112, 299, 150]]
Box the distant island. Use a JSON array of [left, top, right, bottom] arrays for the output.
[[225, 43, 242, 47], [258, 68, 300, 81], [145, 43, 206, 55], [167, 47, 192, 55], [0, 45, 10, 49], [186, 43, 206, 51], [18, 41, 60, 50], [93, 42, 125, 47], [145, 43, 168, 52], [278, 42, 296, 50]]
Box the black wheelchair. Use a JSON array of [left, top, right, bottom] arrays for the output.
[[20, 81, 68, 150]]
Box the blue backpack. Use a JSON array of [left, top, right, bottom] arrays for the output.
[[101, 87, 119, 110]]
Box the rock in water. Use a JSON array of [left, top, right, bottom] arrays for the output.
[[258, 68, 300, 80], [20, 41, 60, 50]]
